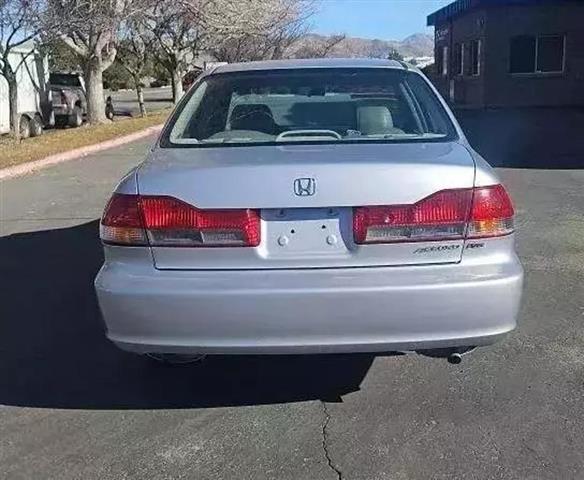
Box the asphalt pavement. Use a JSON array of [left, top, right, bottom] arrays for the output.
[[1, 136, 584, 479], [108, 88, 175, 117]]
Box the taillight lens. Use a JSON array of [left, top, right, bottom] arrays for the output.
[[354, 189, 473, 244], [467, 184, 514, 238], [100, 194, 260, 247], [353, 184, 514, 244], [100, 194, 147, 246], [141, 196, 260, 247]]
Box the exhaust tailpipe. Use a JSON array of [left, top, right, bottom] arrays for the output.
[[447, 347, 477, 364], [447, 352, 463, 364]]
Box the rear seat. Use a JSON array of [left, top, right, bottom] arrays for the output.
[[356, 105, 400, 135]]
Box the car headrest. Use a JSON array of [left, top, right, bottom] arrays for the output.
[[356, 106, 394, 135], [229, 104, 277, 135]]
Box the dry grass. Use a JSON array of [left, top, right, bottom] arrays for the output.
[[0, 110, 170, 170]]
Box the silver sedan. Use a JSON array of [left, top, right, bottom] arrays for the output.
[[95, 59, 523, 363]]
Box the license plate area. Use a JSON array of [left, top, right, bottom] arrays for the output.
[[262, 208, 354, 258], [152, 209, 464, 270]]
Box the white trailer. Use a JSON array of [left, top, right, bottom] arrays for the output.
[[0, 42, 51, 137]]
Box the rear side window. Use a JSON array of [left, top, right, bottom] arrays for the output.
[[165, 68, 456, 148]]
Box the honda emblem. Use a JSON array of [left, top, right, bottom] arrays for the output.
[[294, 178, 316, 197]]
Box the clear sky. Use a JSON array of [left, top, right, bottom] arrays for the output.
[[312, 0, 452, 40]]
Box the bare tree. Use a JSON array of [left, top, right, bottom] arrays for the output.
[[0, 0, 44, 139], [46, 0, 148, 124], [364, 39, 391, 59], [387, 47, 404, 62], [143, 0, 200, 104], [207, 0, 314, 63], [140, 0, 316, 102], [117, 24, 154, 116], [290, 33, 345, 59]]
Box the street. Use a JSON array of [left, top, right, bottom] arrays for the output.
[[1, 135, 583, 479], [108, 88, 175, 118]]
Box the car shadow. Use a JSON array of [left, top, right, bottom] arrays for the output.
[[0, 221, 376, 410]]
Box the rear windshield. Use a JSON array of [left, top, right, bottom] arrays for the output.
[[164, 68, 456, 148], [49, 73, 82, 87]]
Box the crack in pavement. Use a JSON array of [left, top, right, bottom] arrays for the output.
[[321, 401, 343, 480]]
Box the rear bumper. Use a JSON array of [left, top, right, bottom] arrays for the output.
[[51, 105, 72, 117], [95, 253, 523, 355]]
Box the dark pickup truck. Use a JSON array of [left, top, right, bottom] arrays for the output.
[[49, 72, 87, 127], [49, 72, 114, 127]]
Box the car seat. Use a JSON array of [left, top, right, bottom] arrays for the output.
[[229, 104, 277, 135], [356, 105, 397, 135]]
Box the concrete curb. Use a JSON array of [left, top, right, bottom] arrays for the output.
[[0, 124, 163, 181]]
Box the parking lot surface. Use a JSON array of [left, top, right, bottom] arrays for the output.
[[1, 136, 583, 479]]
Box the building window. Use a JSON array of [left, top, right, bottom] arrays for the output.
[[469, 40, 481, 76], [510, 35, 565, 74], [538, 36, 564, 72], [454, 43, 464, 76], [442, 46, 449, 77]]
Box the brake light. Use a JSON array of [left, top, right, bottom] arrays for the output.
[[468, 184, 514, 238], [100, 194, 147, 246], [100, 194, 260, 247], [353, 185, 514, 244], [141, 196, 260, 247]]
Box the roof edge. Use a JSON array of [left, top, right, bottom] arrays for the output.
[[428, 0, 581, 26], [213, 58, 407, 74]]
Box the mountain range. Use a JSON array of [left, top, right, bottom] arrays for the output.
[[297, 32, 434, 59]]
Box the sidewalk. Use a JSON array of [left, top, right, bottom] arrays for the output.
[[0, 110, 168, 179]]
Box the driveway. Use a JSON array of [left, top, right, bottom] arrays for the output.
[[1, 136, 583, 479]]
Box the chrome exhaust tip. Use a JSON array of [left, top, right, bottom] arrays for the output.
[[447, 352, 463, 364], [416, 346, 477, 363]]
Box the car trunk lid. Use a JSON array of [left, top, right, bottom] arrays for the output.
[[138, 142, 475, 270]]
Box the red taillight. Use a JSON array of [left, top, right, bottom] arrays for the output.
[[353, 189, 472, 244], [353, 184, 514, 244], [100, 194, 260, 247], [140, 196, 260, 247], [100, 194, 147, 246], [468, 184, 514, 238]]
